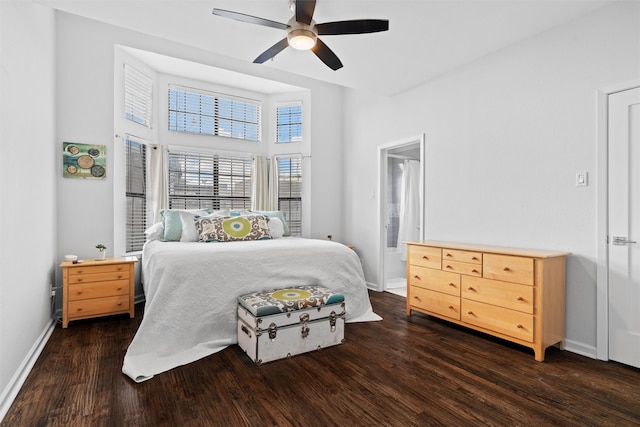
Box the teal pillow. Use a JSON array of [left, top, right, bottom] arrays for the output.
[[251, 210, 290, 236]]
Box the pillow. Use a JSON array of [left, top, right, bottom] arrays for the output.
[[251, 210, 290, 236], [181, 209, 230, 242], [267, 217, 284, 239], [195, 215, 271, 242], [144, 222, 164, 242], [160, 209, 211, 241]]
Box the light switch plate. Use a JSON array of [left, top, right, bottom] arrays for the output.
[[576, 171, 588, 187]]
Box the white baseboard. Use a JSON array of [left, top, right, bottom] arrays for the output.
[[0, 319, 56, 423], [366, 281, 382, 291], [564, 339, 597, 360]]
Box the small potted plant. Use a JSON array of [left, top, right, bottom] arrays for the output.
[[96, 243, 107, 261]]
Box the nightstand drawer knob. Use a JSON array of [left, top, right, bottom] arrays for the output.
[[517, 296, 524, 301], [449, 283, 456, 287], [516, 324, 524, 329], [422, 256, 429, 260], [503, 267, 510, 271]]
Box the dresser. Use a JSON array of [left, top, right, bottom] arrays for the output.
[[60, 257, 138, 328], [406, 241, 569, 361]]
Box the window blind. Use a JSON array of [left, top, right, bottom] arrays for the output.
[[125, 138, 148, 252], [276, 103, 303, 143], [168, 86, 262, 141], [277, 156, 302, 236], [168, 149, 252, 210], [124, 64, 153, 128]]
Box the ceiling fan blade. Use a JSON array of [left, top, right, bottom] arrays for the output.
[[316, 19, 389, 35], [295, 0, 316, 25], [311, 38, 343, 71], [253, 38, 290, 64], [212, 9, 289, 31]]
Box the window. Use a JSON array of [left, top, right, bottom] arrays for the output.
[[125, 138, 148, 252], [124, 64, 152, 128], [168, 86, 261, 141], [276, 103, 302, 143], [278, 156, 302, 236], [168, 149, 252, 210]]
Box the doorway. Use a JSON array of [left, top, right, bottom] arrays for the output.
[[597, 82, 640, 368], [378, 135, 425, 296]]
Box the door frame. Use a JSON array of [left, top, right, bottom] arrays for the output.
[[596, 79, 640, 360], [377, 134, 425, 291]]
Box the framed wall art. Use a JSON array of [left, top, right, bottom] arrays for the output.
[[63, 142, 107, 179]]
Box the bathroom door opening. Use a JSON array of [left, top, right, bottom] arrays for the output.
[[378, 135, 425, 295]]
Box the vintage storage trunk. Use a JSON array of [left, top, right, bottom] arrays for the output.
[[237, 285, 346, 364]]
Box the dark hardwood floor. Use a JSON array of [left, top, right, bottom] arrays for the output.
[[3, 291, 640, 426]]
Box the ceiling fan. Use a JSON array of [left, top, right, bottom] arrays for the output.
[[212, 0, 389, 70]]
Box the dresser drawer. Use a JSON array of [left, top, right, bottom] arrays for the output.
[[442, 260, 482, 277], [483, 254, 534, 286], [68, 279, 130, 301], [442, 248, 482, 264], [462, 276, 534, 314], [68, 295, 130, 319], [409, 266, 460, 296], [410, 286, 460, 320], [408, 245, 441, 269], [462, 299, 533, 342]]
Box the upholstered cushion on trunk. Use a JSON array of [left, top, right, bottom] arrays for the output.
[[238, 285, 345, 317]]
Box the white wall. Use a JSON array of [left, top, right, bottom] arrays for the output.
[[343, 1, 640, 356], [55, 12, 346, 292], [0, 2, 56, 419]]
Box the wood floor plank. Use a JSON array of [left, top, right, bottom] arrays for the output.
[[3, 291, 640, 426]]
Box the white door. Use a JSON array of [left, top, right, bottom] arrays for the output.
[[608, 87, 640, 368]]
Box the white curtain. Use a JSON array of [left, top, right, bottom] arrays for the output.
[[150, 144, 169, 224], [397, 160, 421, 261], [251, 156, 279, 211]]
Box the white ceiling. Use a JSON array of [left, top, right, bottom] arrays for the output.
[[37, 0, 614, 96]]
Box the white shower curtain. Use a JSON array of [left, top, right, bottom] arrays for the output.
[[397, 160, 421, 261]]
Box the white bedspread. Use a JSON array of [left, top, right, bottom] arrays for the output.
[[122, 238, 380, 382]]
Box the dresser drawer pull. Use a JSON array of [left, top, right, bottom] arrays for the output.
[[117, 275, 123, 279], [467, 311, 475, 316], [117, 287, 123, 291], [516, 296, 524, 301], [422, 256, 429, 260], [445, 253, 452, 257], [467, 287, 475, 291], [472, 269, 479, 274], [76, 278, 83, 282], [516, 324, 524, 329], [503, 267, 510, 271], [445, 265, 453, 269], [76, 308, 83, 312], [472, 256, 479, 261], [413, 296, 422, 302], [448, 305, 455, 310], [117, 302, 123, 306], [448, 283, 456, 287]]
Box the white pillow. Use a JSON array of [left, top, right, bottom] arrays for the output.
[[145, 222, 164, 241], [179, 211, 201, 242], [181, 209, 230, 242], [267, 217, 284, 239]]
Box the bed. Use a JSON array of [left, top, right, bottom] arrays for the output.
[[122, 236, 380, 383]]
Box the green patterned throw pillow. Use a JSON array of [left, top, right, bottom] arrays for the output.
[[195, 215, 271, 242]]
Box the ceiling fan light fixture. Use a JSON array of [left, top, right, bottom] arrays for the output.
[[288, 29, 317, 50]]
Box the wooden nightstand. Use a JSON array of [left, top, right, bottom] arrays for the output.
[[60, 257, 138, 328]]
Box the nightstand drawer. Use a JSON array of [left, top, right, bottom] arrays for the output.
[[68, 264, 130, 276], [410, 286, 460, 320], [409, 266, 460, 296], [462, 299, 533, 342], [483, 254, 534, 285], [67, 270, 130, 284], [68, 279, 130, 301], [408, 246, 441, 269], [68, 295, 130, 319], [462, 276, 533, 314]]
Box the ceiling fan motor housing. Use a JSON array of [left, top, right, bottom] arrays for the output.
[[287, 18, 317, 50]]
